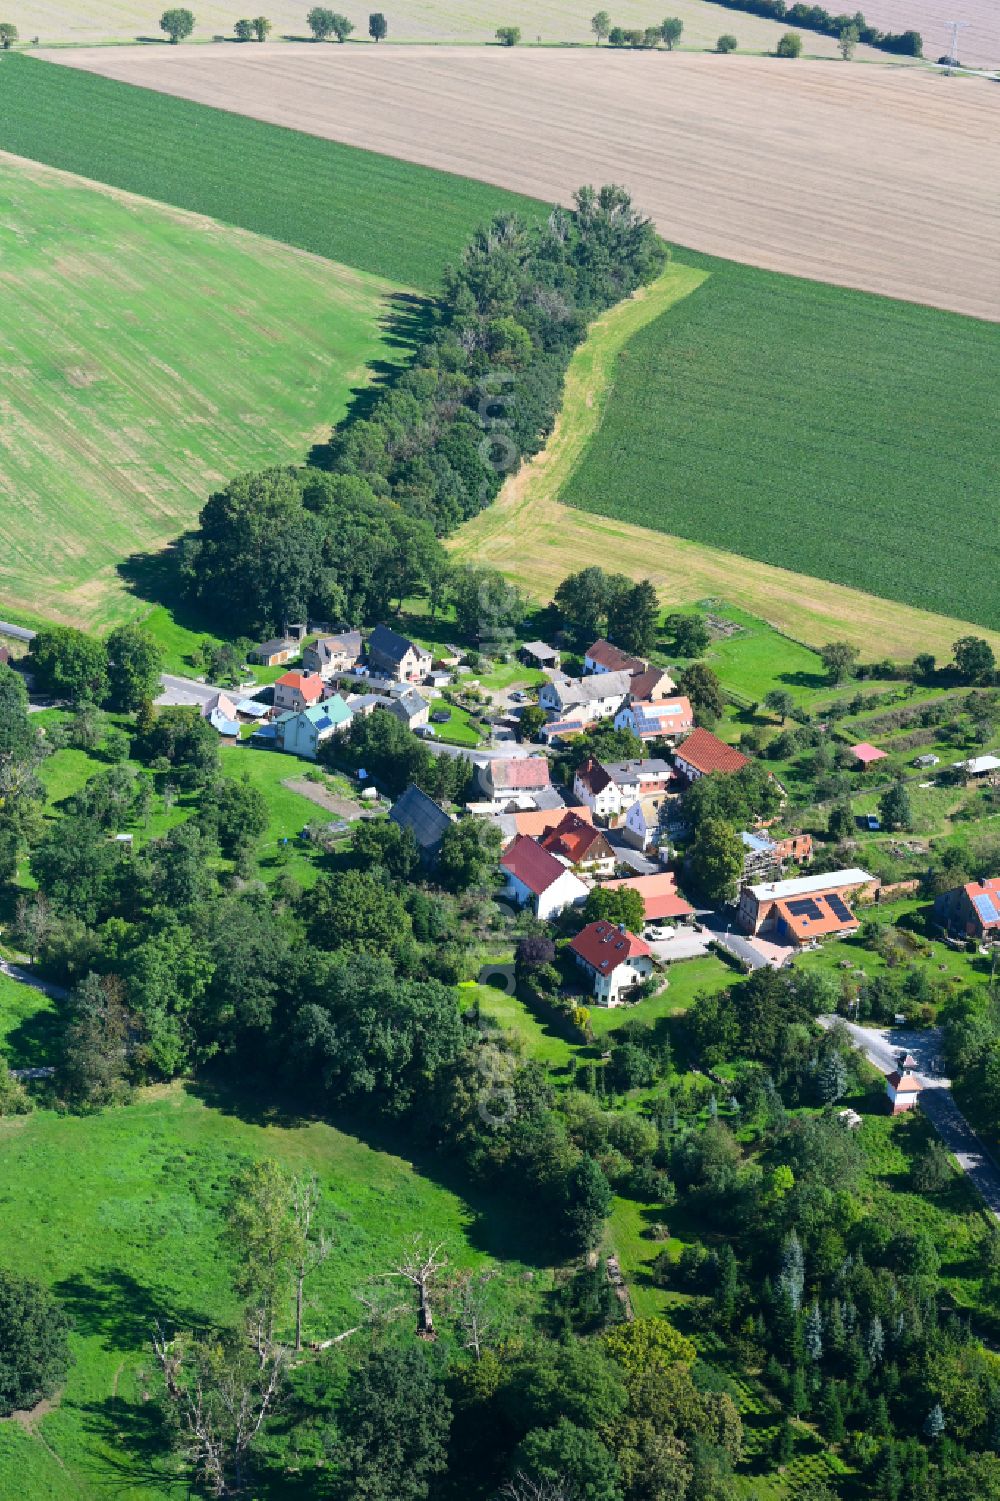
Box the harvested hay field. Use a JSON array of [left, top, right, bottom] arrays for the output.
[[452, 265, 1000, 663], [0, 1, 890, 58], [46, 45, 1000, 322], [0, 151, 399, 628]]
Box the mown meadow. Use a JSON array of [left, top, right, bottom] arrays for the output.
[[562, 251, 1000, 631]]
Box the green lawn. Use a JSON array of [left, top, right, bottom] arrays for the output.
[[563, 251, 1000, 631], [0, 152, 402, 628], [587, 956, 733, 1036], [218, 744, 350, 885], [0, 1082, 549, 1499], [0, 971, 59, 1069], [0, 54, 548, 291], [674, 604, 828, 707]]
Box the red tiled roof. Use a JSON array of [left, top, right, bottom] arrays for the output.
[[887, 1071, 921, 1091], [571, 920, 652, 975], [586, 639, 647, 674], [675, 728, 749, 777], [575, 757, 613, 795], [275, 671, 324, 703], [851, 742, 888, 765], [774, 895, 859, 942], [513, 806, 593, 837], [540, 812, 610, 864], [490, 757, 551, 791], [601, 874, 694, 922], [501, 834, 569, 895]]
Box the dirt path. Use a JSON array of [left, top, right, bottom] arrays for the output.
[[452, 266, 1000, 661], [44, 46, 1000, 320], [282, 777, 363, 820]]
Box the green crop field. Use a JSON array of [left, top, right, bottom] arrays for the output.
[[0, 1079, 548, 1499], [0, 152, 404, 627], [0, 54, 547, 291], [562, 251, 1000, 632]]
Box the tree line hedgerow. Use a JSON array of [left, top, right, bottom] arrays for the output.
[[182, 185, 665, 637]]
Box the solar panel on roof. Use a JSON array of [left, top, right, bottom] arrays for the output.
[[786, 898, 822, 920], [973, 893, 1000, 923], [826, 894, 854, 923]]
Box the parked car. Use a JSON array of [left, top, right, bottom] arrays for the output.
[[510, 690, 528, 703]]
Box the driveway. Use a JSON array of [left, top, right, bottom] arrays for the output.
[[606, 832, 659, 877], [700, 913, 795, 971], [647, 929, 713, 963], [820, 1016, 1000, 1221]]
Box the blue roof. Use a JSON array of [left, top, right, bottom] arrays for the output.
[[973, 893, 1000, 923], [741, 831, 775, 854]]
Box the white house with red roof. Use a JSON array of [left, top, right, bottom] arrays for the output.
[[273, 670, 325, 716], [570, 920, 655, 1004], [476, 757, 552, 806], [674, 728, 750, 783], [500, 835, 589, 920], [886, 1064, 922, 1114]]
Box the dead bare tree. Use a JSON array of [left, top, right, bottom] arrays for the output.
[[499, 1474, 575, 1501], [152, 1322, 286, 1498], [386, 1238, 448, 1337], [290, 1172, 333, 1353], [448, 1267, 499, 1361]]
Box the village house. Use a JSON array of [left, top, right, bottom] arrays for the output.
[[674, 728, 750, 784], [738, 868, 874, 945], [521, 640, 561, 672], [302, 631, 363, 680], [953, 754, 1000, 786], [476, 757, 552, 807], [480, 804, 593, 844], [627, 666, 676, 701], [276, 694, 352, 760], [599, 873, 695, 927], [622, 793, 670, 852], [383, 683, 431, 731], [570, 920, 654, 1005], [250, 637, 296, 668], [389, 784, 454, 867], [739, 829, 812, 881], [273, 670, 325, 716], [583, 639, 647, 676], [573, 758, 673, 825], [539, 670, 633, 722], [200, 692, 241, 738], [615, 696, 693, 744], [500, 835, 589, 920], [367, 624, 433, 683], [539, 810, 617, 876], [933, 876, 1000, 942]]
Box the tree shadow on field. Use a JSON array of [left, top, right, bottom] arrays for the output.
[[307, 291, 436, 469], [116, 541, 221, 651], [54, 1268, 210, 1354], [779, 668, 829, 692]]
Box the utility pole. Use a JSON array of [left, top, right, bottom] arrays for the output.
[[944, 19, 967, 72]]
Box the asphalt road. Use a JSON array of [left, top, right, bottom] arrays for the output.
[[820, 1016, 1000, 1220]]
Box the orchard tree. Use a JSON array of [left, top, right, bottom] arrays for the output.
[[253, 14, 271, 38], [764, 689, 794, 722], [234, 17, 253, 38], [496, 25, 521, 45], [160, 7, 195, 42], [591, 10, 611, 44], [819, 640, 859, 684], [0, 1269, 72, 1415], [0, 22, 18, 46], [879, 779, 912, 832], [717, 32, 737, 50], [660, 16, 683, 48], [369, 11, 387, 41], [827, 801, 854, 842]]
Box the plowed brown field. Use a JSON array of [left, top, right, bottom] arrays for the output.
[[46, 45, 1000, 321]]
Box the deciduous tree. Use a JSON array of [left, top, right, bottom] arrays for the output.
[[591, 11, 611, 44], [369, 11, 387, 41], [160, 7, 195, 43], [0, 1269, 72, 1415]]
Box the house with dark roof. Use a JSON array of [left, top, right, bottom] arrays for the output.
[[303, 631, 363, 680], [583, 640, 648, 677], [570, 920, 654, 1005], [521, 640, 561, 671], [573, 758, 673, 825], [539, 670, 632, 721], [384, 683, 431, 730], [389, 784, 454, 866], [368, 624, 432, 683], [674, 728, 750, 783], [627, 666, 676, 701], [934, 876, 1000, 942], [500, 835, 589, 920]]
